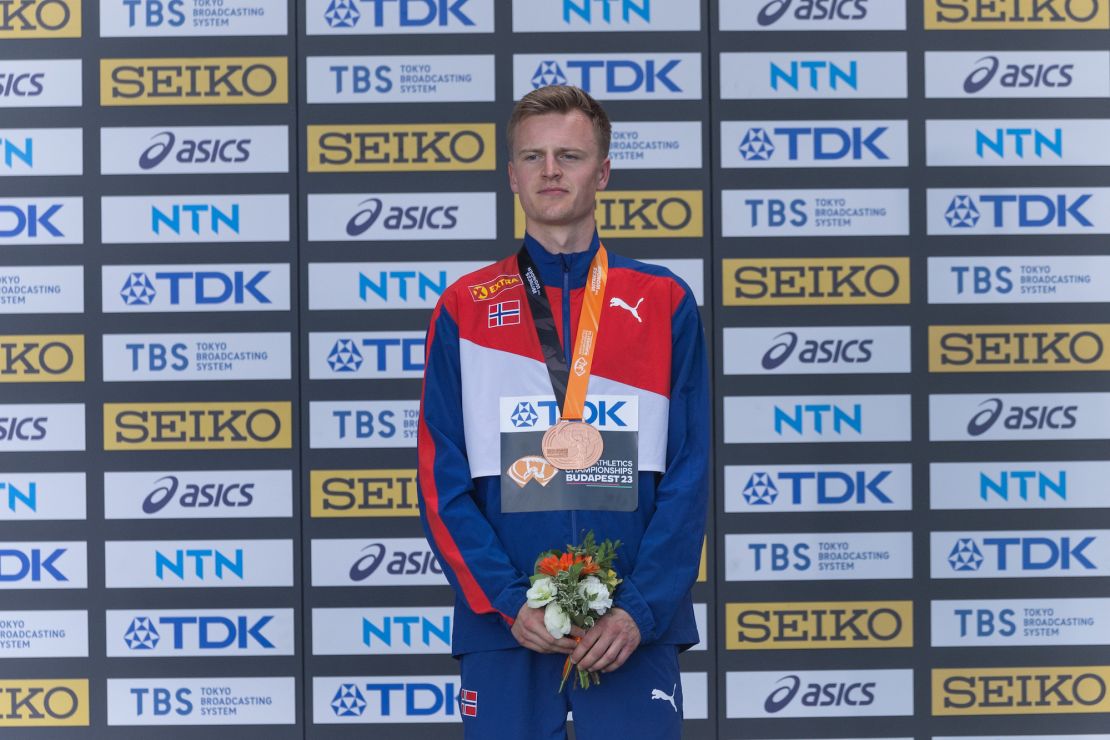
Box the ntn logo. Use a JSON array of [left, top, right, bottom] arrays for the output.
[[363, 615, 450, 646], [981, 470, 1066, 500], [152, 204, 239, 235], [155, 548, 243, 580], [564, 0, 649, 22], [1, 479, 35, 511], [359, 269, 445, 302], [775, 403, 860, 434], [0, 137, 31, 167], [771, 60, 856, 90], [976, 127, 1061, 157]]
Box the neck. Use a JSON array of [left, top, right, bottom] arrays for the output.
[[525, 219, 596, 254]]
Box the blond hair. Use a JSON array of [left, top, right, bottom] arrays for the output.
[[507, 85, 612, 158]]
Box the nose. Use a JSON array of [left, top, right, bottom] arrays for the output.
[[541, 153, 561, 179]]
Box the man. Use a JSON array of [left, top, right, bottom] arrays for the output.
[[418, 85, 708, 739]]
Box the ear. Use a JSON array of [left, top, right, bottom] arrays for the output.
[[508, 160, 519, 194], [596, 156, 611, 192]]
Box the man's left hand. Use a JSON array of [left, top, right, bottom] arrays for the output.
[[571, 607, 641, 673]]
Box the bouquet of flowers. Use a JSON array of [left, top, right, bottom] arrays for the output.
[[525, 531, 622, 691]]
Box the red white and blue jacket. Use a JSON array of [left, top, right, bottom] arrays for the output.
[[418, 232, 708, 656]]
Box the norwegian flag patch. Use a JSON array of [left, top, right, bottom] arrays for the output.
[[459, 688, 478, 717], [488, 300, 521, 328]]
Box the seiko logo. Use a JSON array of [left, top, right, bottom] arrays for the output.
[[964, 55, 1074, 93], [728, 260, 906, 303], [967, 398, 1078, 435], [762, 331, 873, 369], [935, 326, 1105, 369], [928, 0, 1106, 26], [313, 472, 417, 516], [142, 476, 254, 514], [937, 668, 1110, 713], [107, 404, 289, 449], [349, 543, 443, 581], [597, 193, 694, 232], [104, 58, 287, 103], [731, 602, 910, 647], [758, 0, 867, 25], [0, 337, 79, 379], [312, 125, 491, 169], [764, 674, 875, 713], [0, 0, 74, 33], [0, 683, 84, 723], [345, 198, 459, 235], [139, 131, 251, 169]]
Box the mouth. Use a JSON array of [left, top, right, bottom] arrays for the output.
[[538, 187, 569, 196]]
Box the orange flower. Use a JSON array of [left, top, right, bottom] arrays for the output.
[[579, 556, 600, 575], [538, 552, 576, 576]]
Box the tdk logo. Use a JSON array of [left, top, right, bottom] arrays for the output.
[[326, 337, 425, 374], [775, 403, 861, 436], [0, 136, 31, 169], [345, 198, 458, 236], [324, 0, 476, 28], [771, 59, 857, 90], [758, 0, 868, 25], [943, 193, 1093, 229], [510, 401, 538, 428], [123, 0, 188, 28], [363, 614, 451, 648], [964, 55, 1074, 94], [155, 548, 243, 581], [967, 398, 1078, 436], [120, 270, 271, 306], [359, 269, 446, 304], [531, 58, 682, 94], [980, 469, 1066, 501], [743, 470, 893, 506], [0, 202, 63, 238], [976, 127, 1062, 159], [763, 674, 875, 713], [122, 614, 275, 651], [331, 681, 458, 718], [948, 536, 1096, 572], [152, 203, 240, 235], [0, 547, 66, 582], [509, 399, 628, 428], [740, 125, 889, 162], [139, 131, 251, 169], [332, 683, 367, 715]]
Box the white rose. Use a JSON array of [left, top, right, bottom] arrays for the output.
[[526, 577, 557, 608], [577, 576, 612, 614], [543, 601, 572, 639]]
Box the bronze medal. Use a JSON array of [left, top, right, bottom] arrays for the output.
[[542, 419, 604, 470]]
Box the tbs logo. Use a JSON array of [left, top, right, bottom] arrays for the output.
[[324, 0, 478, 29], [949, 264, 1013, 295], [948, 536, 1096, 573]]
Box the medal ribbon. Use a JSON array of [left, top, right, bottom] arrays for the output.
[[517, 242, 609, 422]]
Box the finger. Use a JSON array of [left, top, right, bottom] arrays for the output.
[[586, 637, 623, 673], [571, 630, 602, 664], [569, 625, 586, 639], [578, 632, 617, 671], [602, 644, 634, 673]]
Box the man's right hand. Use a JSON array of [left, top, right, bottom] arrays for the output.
[[511, 603, 581, 654]]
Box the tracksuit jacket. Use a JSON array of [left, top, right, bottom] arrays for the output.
[[418, 232, 709, 657]]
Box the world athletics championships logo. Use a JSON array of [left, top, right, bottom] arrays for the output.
[[510, 401, 538, 428], [331, 683, 367, 716], [739, 128, 775, 161], [948, 538, 984, 571], [325, 0, 360, 27], [123, 617, 160, 650], [327, 339, 363, 372], [532, 61, 567, 88], [120, 273, 157, 305], [945, 195, 981, 228], [743, 472, 778, 505]]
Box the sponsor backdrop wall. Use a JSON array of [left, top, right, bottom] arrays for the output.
[[1, 0, 1108, 737]]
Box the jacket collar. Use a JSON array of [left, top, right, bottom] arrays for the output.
[[522, 231, 601, 289]]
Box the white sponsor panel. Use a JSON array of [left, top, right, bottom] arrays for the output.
[[101, 194, 289, 244], [103, 263, 291, 313], [314, 675, 460, 723], [726, 532, 912, 582], [104, 539, 293, 588], [310, 400, 420, 449], [720, 0, 907, 30], [727, 669, 914, 718], [512, 0, 700, 31], [931, 530, 1110, 579], [928, 188, 1110, 236], [305, 0, 494, 34], [311, 538, 448, 587], [610, 121, 702, 169], [306, 55, 496, 103], [724, 394, 912, 444], [0, 129, 82, 176], [309, 332, 425, 379], [681, 672, 708, 719], [722, 120, 908, 168], [721, 52, 907, 99], [642, 258, 703, 305], [100, 125, 289, 175], [106, 608, 295, 657], [693, 603, 707, 651], [0, 610, 88, 657], [0, 265, 83, 314], [0, 542, 87, 589], [513, 53, 702, 101], [103, 470, 293, 520], [308, 192, 495, 241], [312, 607, 453, 655], [0, 197, 82, 245], [925, 51, 1110, 99], [928, 119, 1110, 167], [103, 333, 291, 381], [308, 261, 485, 310], [724, 326, 911, 375], [107, 677, 296, 725], [932, 598, 1110, 647], [931, 461, 1110, 510], [928, 256, 1110, 304], [99, 0, 288, 36], [723, 188, 909, 237], [0, 473, 85, 521], [937, 736, 1110, 740], [725, 464, 912, 512], [0, 404, 84, 452], [0, 59, 82, 108], [929, 393, 1110, 442]]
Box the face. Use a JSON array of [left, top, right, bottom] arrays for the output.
[[508, 110, 610, 232]]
